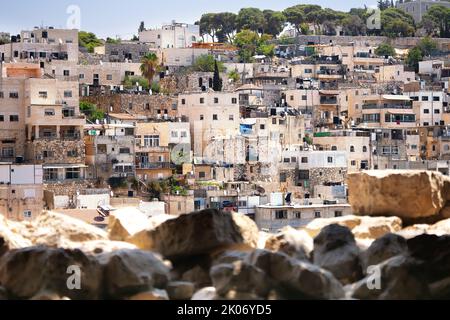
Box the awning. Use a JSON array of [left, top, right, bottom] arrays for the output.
[[43, 164, 88, 169], [241, 119, 257, 125], [382, 95, 411, 101], [385, 109, 415, 115], [319, 90, 339, 95]]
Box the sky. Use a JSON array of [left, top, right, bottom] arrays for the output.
[[0, 0, 378, 39]]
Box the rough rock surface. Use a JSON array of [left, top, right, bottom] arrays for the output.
[[346, 255, 430, 300], [127, 289, 169, 300], [24, 211, 108, 247], [264, 226, 312, 261], [0, 246, 102, 300], [128, 209, 259, 259], [98, 249, 171, 299], [313, 224, 362, 284], [348, 170, 449, 222], [245, 250, 345, 299], [107, 208, 150, 241], [304, 215, 402, 239], [191, 287, 217, 300], [167, 281, 195, 300], [0, 215, 32, 256], [360, 233, 407, 272]]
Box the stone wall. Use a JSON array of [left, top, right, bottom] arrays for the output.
[[81, 94, 178, 119], [26, 140, 85, 164], [309, 167, 347, 197]]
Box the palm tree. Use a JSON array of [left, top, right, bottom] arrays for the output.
[[140, 53, 159, 87]]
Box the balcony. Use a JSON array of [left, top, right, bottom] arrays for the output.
[[320, 97, 338, 105], [136, 162, 174, 170], [362, 103, 412, 110]]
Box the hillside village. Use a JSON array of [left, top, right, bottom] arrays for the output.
[[1, 0, 450, 301]]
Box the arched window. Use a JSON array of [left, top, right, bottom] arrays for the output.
[[350, 146, 355, 152]]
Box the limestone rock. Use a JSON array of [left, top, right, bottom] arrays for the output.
[[347, 255, 430, 300], [361, 233, 407, 272], [66, 240, 137, 255], [427, 218, 450, 236], [264, 226, 313, 261], [211, 250, 249, 266], [0, 215, 32, 256], [0, 246, 102, 300], [107, 208, 150, 241], [98, 249, 171, 299], [210, 261, 270, 299], [245, 250, 345, 299], [181, 265, 212, 289], [127, 289, 169, 300], [128, 209, 259, 260], [191, 287, 217, 300], [167, 281, 195, 300], [24, 211, 108, 247], [395, 224, 429, 239], [348, 170, 448, 222], [313, 224, 362, 284]]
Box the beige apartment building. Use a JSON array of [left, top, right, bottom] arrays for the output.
[[0, 164, 44, 220]]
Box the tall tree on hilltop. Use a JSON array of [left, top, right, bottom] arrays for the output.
[[140, 53, 159, 87], [213, 60, 223, 92]]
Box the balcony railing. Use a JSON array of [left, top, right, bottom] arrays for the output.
[[136, 162, 174, 170]]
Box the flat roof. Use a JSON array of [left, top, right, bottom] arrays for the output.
[[258, 203, 351, 209]]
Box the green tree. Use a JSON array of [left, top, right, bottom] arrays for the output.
[[199, 13, 217, 42], [106, 37, 121, 44], [80, 102, 105, 122], [123, 75, 149, 90], [78, 31, 103, 53], [375, 43, 396, 57], [381, 8, 416, 37], [140, 53, 159, 86], [341, 15, 367, 36], [236, 8, 266, 32], [228, 69, 240, 83], [234, 30, 273, 62], [417, 36, 438, 57], [215, 12, 237, 43], [405, 47, 423, 72], [283, 5, 306, 34], [421, 5, 450, 38], [213, 60, 223, 92], [262, 10, 286, 36], [192, 54, 225, 72]]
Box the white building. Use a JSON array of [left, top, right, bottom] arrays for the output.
[[139, 22, 200, 49]]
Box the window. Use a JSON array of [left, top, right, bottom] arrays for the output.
[[79, 74, 85, 79], [314, 212, 321, 218], [45, 109, 55, 116], [180, 131, 187, 138], [66, 168, 80, 180], [23, 211, 32, 219], [106, 74, 113, 81], [62, 107, 75, 118], [64, 91, 72, 98], [181, 99, 186, 105], [290, 95, 294, 101], [362, 114, 380, 123], [63, 70, 70, 76], [280, 172, 287, 183], [363, 146, 368, 152], [119, 148, 130, 154], [260, 124, 265, 130], [67, 150, 78, 157], [9, 92, 19, 99], [272, 118, 277, 125], [200, 98, 205, 104], [301, 157, 308, 163], [200, 115, 204, 120], [214, 97, 219, 104], [275, 210, 288, 220], [97, 144, 107, 154], [433, 96, 440, 102], [39, 91, 48, 98], [424, 109, 430, 114], [335, 211, 343, 217], [229, 115, 234, 121], [331, 146, 337, 151], [9, 115, 19, 122], [434, 109, 440, 114], [298, 170, 309, 180], [424, 122, 429, 126], [422, 96, 429, 101], [350, 146, 355, 152], [327, 157, 333, 163], [0, 115, 4, 122], [2, 147, 14, 158], [144, 135, 160, 147], [44, 168, 58, 181], [232, 98, 237, 104], [199, 172, 206, 179], [302, 95, 307, 101], [213, 114, 218, 121], [351, 160, 356, 166], [294, 212, 301, 219], [0, 92, 3, 98], [305, 69, 312, 74], [43, 150, 54, 158], [171, 131, 179, 138]]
